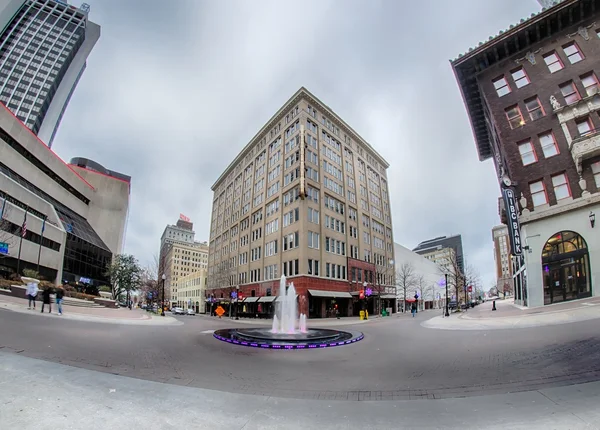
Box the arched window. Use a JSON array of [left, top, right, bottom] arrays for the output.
[[541, 231, 591, 305]]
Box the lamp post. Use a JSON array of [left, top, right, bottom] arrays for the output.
[[161, 274, 166, 316], [235, 286, 240, 320], [444, 273, 449, 317], [590, 211, 596, 228]]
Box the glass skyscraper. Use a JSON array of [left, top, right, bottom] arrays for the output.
[[0, 0, 99, 147]]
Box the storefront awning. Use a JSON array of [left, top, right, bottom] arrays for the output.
[[275, 295, 298, 301], [242, 297, 260, 303], [258, 296, 276, 303], [308, 289, 352, 299]]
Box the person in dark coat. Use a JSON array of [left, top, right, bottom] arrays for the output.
[[41, 287, 53, 313], [55, 286, 64, 315]]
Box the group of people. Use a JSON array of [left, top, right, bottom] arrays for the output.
[[25, 282, 64, 315]]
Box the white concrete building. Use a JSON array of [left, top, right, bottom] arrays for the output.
[[0, 103, 130, 285], [394, 242, 445, 310]]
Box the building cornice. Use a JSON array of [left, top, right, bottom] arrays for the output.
[[520, 192, 600, 224]]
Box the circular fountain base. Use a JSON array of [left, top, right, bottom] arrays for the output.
[[213, 327, 364, 350]]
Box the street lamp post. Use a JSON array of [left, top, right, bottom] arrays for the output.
[[444, 273, 449, 317], [235, 286, 239, 320], [161, 274, 166, 316]]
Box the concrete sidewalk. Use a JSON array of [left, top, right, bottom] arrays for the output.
[[0, 296, 181, 326], [422, 299, 600, 330], [1, 351, 598, 429]]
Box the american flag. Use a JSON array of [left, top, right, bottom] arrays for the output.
[[21, 212, 27, 237]]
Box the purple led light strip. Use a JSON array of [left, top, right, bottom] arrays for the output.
[[213, 332, 364, 350]]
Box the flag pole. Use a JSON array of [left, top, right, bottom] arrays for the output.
[[16, 210, 27, 276], [36, 217, 46, 273]]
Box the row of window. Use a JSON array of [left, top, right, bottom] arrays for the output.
[[504, 72, 599, 130], [493, 41, 588, 97]]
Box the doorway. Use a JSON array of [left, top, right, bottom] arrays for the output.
[[542, 231, 591, 305]]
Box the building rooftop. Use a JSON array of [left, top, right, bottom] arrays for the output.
[[450, 0, 594, 161], [211, 87, 390, 190]]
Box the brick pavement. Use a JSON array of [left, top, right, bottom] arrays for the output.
[[2, 307, 600, 402]]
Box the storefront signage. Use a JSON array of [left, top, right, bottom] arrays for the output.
[[502, 186, 522, 256], [0, 242, 8, 255]]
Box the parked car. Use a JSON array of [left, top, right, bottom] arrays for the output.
[[448, 301, 458, 310], [186, 308, 196, 316], [172, 307, 185, 315]]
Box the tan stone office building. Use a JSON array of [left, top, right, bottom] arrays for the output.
[[208, 88, 395, 318], [492, 225, 514, 296], [162, 238, 208, 308], [177, 268, 207, 313]]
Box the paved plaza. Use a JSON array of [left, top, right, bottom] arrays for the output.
[[2, 299, 600, 428]]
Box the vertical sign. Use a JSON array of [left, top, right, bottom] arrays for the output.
[[501, 186, 523, 256], [299, 124, 306, 199]]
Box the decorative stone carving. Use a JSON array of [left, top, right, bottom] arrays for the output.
[[577, 26, 590, 41], [550, 95, 561, 110], [579, 177, 588, 193], [525, 51, 536, 65], [519, 195, 528, 211], [573, 107, 579, 118]]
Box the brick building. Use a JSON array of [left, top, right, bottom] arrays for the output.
[[207, 87, 396, 318], [452, 0, 600, 307], [492, 225, 513, 296]]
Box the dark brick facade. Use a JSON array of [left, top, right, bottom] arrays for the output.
[[478, 18, 600, 209], [452, 0, 600, 212]]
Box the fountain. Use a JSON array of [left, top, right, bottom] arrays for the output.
[[213, 275, 364, 350]]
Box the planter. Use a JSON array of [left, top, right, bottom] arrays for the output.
[[93, 298, 118, 308]]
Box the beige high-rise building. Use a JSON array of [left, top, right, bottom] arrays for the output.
[[492, 225, 513, 296], [162, 239, 208, 307], [177, 268, 208, 313], [208, 87, 395, 318]]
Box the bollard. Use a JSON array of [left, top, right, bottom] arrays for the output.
[[492, 300, 497, 311]]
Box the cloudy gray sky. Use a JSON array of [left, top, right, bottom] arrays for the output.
[[53, 0, 542, 290]]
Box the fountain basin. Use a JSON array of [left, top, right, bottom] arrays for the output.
[[213, 327, 364, 350]]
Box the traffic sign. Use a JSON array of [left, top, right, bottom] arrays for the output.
[[215, 306, 225, 317], [468, 286, 473, 292]]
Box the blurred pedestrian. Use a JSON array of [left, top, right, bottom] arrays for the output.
[[55, 286, 64, 315], [26, 282, 38, 310], [411, 302, 417, 318], [41, 286, 53, 313]]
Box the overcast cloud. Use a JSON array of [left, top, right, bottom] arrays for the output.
[[51, 0, 541, 290]]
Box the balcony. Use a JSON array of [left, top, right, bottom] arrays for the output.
[[571, 128, 600, 165]]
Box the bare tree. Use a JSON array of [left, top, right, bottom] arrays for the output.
[[210, 259, 238, 317], [395, 263, 415, 312], [439, 250, 464, 305]]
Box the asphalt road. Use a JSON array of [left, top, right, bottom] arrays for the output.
[[1, 307, 600, 401]]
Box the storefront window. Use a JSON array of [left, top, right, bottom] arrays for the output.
[[541, 231, 591, 305]]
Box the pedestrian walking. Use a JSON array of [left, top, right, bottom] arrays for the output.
[[55, 286, 64, 315], [26, 282, 38, 310], [411, 302, 417, 318], [41, 286, 53, 313]]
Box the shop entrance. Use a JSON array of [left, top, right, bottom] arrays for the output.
[[542, 231, 591, 305]]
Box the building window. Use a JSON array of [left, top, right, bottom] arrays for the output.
[[581, 72, 599, 97], [307, 231, 319, 249], [530, 181, 548, 207], [543, 51, 564, 73], [492, 76, 511, 97], [539, 132, 559, 158], [505, 105, 524, 129], [518, 140, 536, 166], [511, 67, 530, 88], [576, 117, 593, 137], [560, 81, 581, 105], [524, 96, 545, 121], [592, 161, 600, 189], [307, 207, 319, 224], [308, 259, 319, 276], [563, 42, 584, 64], [551, 173, 571, 201]]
